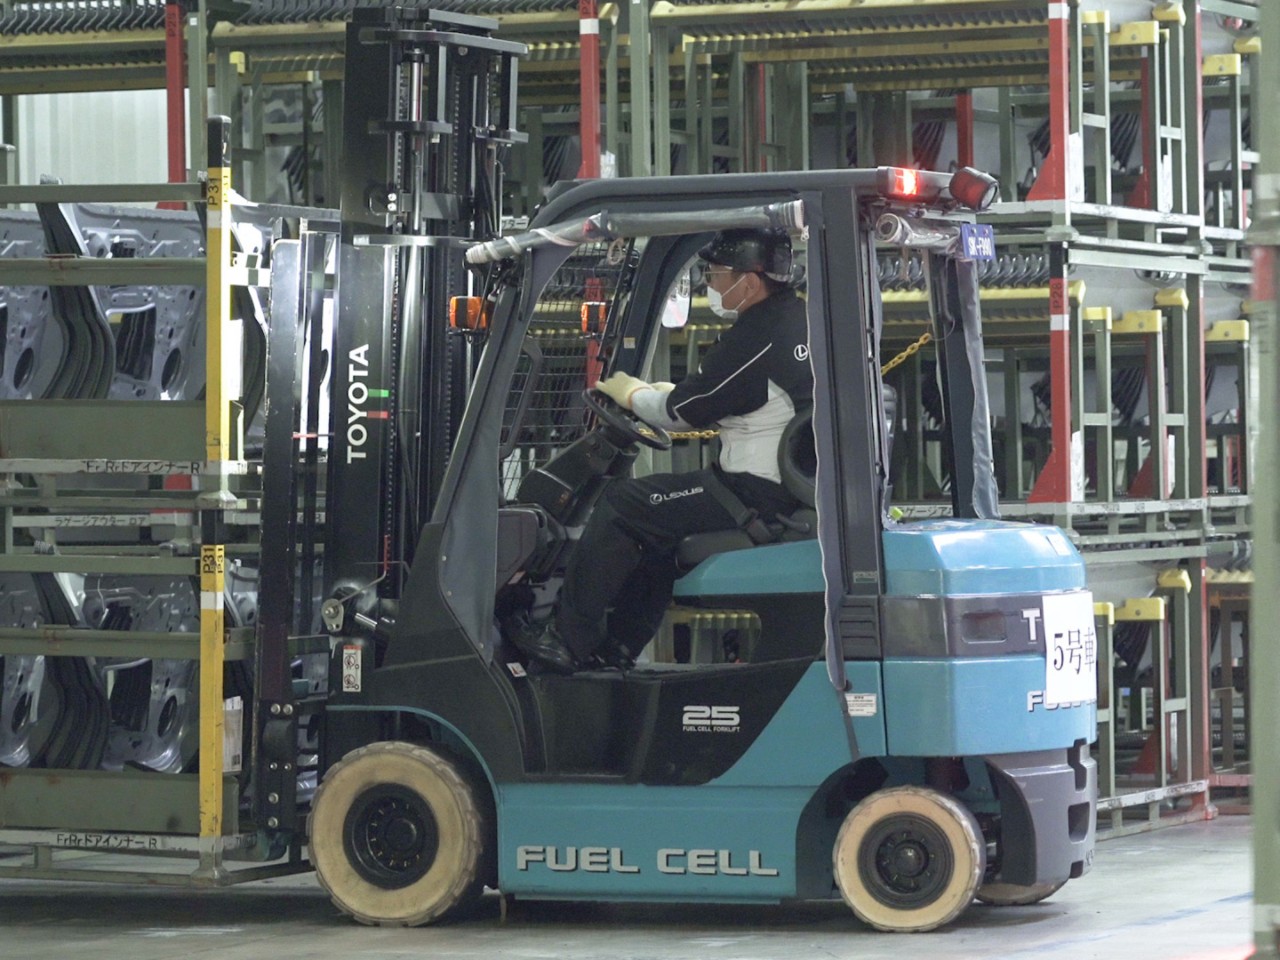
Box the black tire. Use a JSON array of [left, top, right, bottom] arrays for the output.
[[833, 785, 985, 933], [308, 740, 488, 926], [976, 880, 1065, 906]]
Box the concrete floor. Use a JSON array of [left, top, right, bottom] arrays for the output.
[[0, 817, 1253, 960]]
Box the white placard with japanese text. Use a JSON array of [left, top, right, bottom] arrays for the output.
[[1041, 591, 1097, 707]]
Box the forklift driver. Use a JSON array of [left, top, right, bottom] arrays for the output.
[[513, 227, 814, 675]]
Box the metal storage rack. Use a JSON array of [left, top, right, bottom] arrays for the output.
[[0, 120, 318, 883], [624, 0, 1259, 835]]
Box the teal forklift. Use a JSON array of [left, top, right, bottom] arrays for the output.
[[311, 139, 1099, 928]]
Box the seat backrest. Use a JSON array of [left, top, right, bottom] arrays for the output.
[[779, 386, 899, 509], [777, 405, 816, 507], [882, 382, 898, 463]]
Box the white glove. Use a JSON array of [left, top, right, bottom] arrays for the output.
[[595, 371, 650, 410], [630, 381, 688, 429]]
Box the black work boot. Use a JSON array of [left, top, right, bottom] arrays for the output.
[[512, 618, 579, 675], [589, 641, 636, 672]]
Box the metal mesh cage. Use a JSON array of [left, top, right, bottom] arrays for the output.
[[500, 240, 635, 499]]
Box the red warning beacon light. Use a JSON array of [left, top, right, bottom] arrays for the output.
[[884, 166, 920, 199]]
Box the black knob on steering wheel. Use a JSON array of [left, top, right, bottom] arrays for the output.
[[582, 388, 673, 451]]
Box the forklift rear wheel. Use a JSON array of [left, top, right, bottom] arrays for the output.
[[309, 740, 488, 926], [833, 785, 986, 933], [975, 880, 1065, 906]]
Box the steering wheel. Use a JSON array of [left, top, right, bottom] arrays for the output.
[[583, 388, 673, 451]]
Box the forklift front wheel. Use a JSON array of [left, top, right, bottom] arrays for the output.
[[833, 785, 985, 933], [975, 880, 1065, 906], [309, 741, 488, 926]]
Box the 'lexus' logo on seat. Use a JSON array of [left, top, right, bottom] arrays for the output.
[[650, 486, 704, 505], [794, 344, 810, 361]]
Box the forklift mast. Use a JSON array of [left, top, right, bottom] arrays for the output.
[[248, 6, 526, 840], [327, 6, 525, 601]]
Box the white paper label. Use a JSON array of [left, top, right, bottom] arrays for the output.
[[1070, 429, 1085, 502], [1069, 131, 1085, 202], [223, 696, 243, 773], [845, 692, 878, 717], [1159, 156, 1174, 214], [1042, 592, 1098, 706], [341, 644, 362, 693]]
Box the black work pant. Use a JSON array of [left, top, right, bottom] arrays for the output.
[[555, 467, 797, 660]]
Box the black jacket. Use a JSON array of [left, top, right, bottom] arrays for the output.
[[665, 290, 812, 483]]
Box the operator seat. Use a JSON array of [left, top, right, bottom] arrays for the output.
[[673, 405, 816, 570], [672, 385, 898, 571]]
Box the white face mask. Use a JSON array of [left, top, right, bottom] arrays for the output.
[[707, 274, 746, 319]]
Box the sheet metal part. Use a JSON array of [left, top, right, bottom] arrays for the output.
[[35, 199, 116, 399], [0, 572, 109, 771], [0, 203, 205, 401], [70, 203, 206, 402], [0, 211, 52, 399], [0, 576, 56, 767], [84, 575, 201, 774]]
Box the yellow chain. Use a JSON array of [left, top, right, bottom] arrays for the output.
[[632, 333, 932, 443], [880, 331, 933, 375], [668, 429, 719, 440], [638, 427, 720, 441]]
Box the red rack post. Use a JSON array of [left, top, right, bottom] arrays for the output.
[[162, 0, 187, 210], [1027, 2, 1076, 503], [577, 0, 601, 179], [1027, 2, 1070, 202], [956, 91, 975, 169]]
